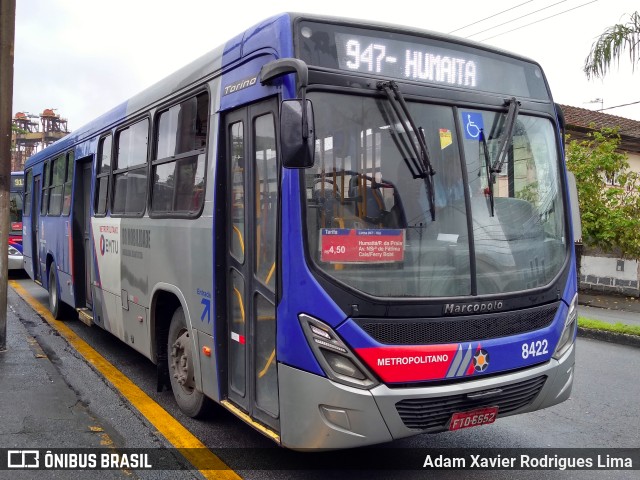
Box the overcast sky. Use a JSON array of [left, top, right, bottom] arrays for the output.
[[12, 0, 640, 130]]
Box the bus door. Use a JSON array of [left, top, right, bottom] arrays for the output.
[[224, 99, 280, 431], [31, 174, 42, 283], [72, 159, 93, 307]]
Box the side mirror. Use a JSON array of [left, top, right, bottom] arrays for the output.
[[281, 99, 315, 169], [260, 59, 315, 169]]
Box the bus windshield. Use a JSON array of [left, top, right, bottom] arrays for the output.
[[10, 191, 23, 234], [304, 91, 567, 297]]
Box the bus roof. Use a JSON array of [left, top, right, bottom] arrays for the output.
[[24, 12, 544, 168]]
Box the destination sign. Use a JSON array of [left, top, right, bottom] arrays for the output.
[[297, 21, 550, 100], [336, 33, 478, 88], [11, 176, 24, 190]]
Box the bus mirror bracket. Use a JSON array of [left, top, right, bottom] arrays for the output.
[[555, 103, 566, 151], [261, 58, 315, 168]]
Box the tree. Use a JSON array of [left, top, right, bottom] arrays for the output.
[[584, 12, 640, 79], [566, 127, 640, 259]]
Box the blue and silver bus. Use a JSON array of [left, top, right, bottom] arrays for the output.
[[9, 171, 25, 270], [22, 13, 578, 449]]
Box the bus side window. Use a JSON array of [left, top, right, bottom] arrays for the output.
[[62, 151, 74, 216], [41, 161, 50, 216], [24, 170, 33, 216], [113, 119, 149, 216], [95, 135, 112, 216], [151, 91, 209, 215], [48, 154, 66, 216]]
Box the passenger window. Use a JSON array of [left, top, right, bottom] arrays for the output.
[[62, 151, 74, 216], [41, 161, 50, 216], [48, 154, 65, 216], [113, 119, 149, 215], [95, 135, 112, 216], [151, 92, 208, 215], [24, 170, 33, 216]]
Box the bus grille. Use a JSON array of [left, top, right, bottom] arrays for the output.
[[356, 302, 558, 345], [395, 375, 547, 430]]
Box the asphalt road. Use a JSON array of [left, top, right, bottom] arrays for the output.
[[7, 275, 640, 479]]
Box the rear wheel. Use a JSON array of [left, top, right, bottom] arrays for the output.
[[48, 263, 62, 319], [168, 306, 209, 418]]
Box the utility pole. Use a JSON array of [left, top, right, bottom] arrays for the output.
[[0, 0, 17, 351]]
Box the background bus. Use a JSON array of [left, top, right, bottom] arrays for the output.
[[22, 13, 578, 450], [8, 171, 24, 270]]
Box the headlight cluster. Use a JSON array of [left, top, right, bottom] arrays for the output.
[[299, 314, 378, 389], [8, 245, 22, 256], [553, 293, 578, 359]]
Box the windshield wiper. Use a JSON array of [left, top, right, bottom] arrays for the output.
[[479, 128, 495, 217], [377, 81, 437, 221], [490, 97, 521, 183]]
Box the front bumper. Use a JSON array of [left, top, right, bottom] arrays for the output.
[[278, 343, 574, 450]]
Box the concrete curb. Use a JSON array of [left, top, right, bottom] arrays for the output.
[[578, 327, 640, 348]]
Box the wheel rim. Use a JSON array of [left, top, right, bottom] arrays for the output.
[[170, 329, 195, 393]]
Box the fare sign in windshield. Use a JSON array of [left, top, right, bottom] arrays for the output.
[[320, 228, 405, 263]]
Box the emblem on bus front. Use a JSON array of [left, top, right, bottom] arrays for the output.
[[443, 301, 504, 315], [472, 348, 490, 372]]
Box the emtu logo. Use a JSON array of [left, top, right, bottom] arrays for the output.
[[99, 235, 118, 256]]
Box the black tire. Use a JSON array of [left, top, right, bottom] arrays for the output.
[[168, 306, 209, 418], [48, 263, 63, 319]]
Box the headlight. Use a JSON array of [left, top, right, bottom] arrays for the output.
[[299, 314, 379, 389], [8, 245, 21, 256], [553, 293, 578, 359]]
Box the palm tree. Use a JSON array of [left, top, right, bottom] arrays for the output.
[[584, 12, 640, 79]]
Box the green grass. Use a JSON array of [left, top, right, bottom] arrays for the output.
[[578, 316, 640, 337]]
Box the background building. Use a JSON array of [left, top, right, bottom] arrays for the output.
[[11, 108, 69, 171], [560, 104, 640, 297]]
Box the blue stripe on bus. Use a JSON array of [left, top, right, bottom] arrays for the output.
[[277, 169, 346, 376]]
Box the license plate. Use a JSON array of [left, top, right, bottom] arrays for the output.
[[448, 406, 499, 431]]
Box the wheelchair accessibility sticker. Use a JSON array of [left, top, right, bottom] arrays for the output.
[[462, 112, 484, 140]]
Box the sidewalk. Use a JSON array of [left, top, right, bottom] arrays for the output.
[[578, 289, 640, 313], [0, 297, 134, 478], [0, 287, 195, 479]]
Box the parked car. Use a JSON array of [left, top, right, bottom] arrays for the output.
[[8, 236, 23, 271]]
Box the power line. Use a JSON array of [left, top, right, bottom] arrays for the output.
[[479, 0, 599, 41], [466, 0, 568, 38], [599, 100, 640, 112], [448, 1, 535, 34]]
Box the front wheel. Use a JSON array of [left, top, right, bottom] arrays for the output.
[[168, 306, 210, 418], [48, 263, 63, 319]]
